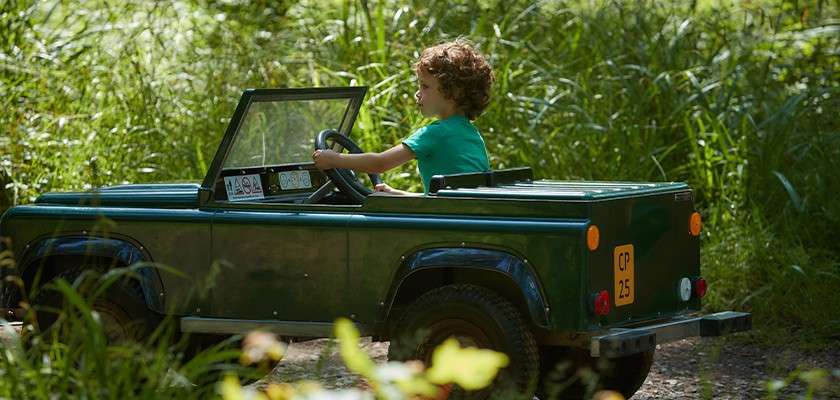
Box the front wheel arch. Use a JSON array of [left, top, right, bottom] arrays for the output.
[[9, 235, 162, 312]]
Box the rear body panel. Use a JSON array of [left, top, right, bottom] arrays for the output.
[[588, 189, 700, 328]]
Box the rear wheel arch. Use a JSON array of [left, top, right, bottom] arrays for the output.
[[383, 247, 551, 333]]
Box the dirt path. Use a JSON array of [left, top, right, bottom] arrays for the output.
[[261, 336, 840, 399], [3, 322, 837, 398], [632, 337, 839, 399]]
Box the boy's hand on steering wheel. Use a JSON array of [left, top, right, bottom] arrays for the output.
[[312, 149, 339, 170]]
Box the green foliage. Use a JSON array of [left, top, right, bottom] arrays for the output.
[[0, 268, 244, 399], [1, 0, 838, 341], [765, 368, 839, 400]]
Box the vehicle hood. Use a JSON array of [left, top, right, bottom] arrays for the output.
[[33, 183, 201, 208]]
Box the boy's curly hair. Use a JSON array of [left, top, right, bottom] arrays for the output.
[[414, 39, 494, 120]]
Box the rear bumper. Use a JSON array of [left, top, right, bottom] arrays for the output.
[[590, 311, 751, 358]]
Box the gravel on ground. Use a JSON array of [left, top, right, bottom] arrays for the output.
[[259, 335, 840, 399]]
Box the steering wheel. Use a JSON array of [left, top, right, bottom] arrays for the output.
[[308, 129, 382, 204]]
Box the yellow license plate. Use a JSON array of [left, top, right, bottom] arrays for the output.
[[614, 244, 635, 306]]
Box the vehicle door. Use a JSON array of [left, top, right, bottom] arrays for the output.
[[200, 87, 366, 322]]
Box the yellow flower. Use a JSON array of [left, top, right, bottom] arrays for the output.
[[592, 390, 625, 400], [265, 383, 296, 400], [240, 330, 286, 366], [219, 375, 269, 400], [425, 338, 509, 391]]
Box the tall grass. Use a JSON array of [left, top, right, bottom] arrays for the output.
[[0, 269, 243, 398], [1, 0, 839, 341]]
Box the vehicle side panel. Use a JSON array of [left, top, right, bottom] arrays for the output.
[[208, 209, 351, 321], [346, 210, 588, 331]]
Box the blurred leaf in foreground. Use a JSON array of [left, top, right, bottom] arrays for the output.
[[425, 337, 509, 391]]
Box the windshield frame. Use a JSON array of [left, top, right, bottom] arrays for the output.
[[201, 87, 367, 194]]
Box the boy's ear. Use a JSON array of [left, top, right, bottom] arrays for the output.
[[438, 87, 461, 102], [445, 86, 463, 103]]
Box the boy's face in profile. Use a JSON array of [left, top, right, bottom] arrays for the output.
[[414, 69, 454, 119]]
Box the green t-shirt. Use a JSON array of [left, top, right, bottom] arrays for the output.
[[403, 114, 490, 193]]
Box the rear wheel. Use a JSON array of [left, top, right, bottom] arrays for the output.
[[538, 346, 654, 399], [388, 284, 538, 399]]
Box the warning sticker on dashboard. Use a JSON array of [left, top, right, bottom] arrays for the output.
[[224, 174, 264, 201]]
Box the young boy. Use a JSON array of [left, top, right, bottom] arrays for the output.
[[312, 39, 494, 195]]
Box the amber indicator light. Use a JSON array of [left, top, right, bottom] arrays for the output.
[[587, 225, 600, 251], [689, 212, 702, 236]]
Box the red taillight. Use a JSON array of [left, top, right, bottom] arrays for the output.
[[593, 290, 610, 316], [694, 278, 707, 298]]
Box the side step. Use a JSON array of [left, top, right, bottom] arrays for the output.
[[180, 317, 373, 337]]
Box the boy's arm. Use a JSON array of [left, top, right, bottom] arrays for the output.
[[312, 143, 414, 173]]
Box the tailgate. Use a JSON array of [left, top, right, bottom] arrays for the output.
[[587, 188, 701, 327]]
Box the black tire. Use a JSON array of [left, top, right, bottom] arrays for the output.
[[388, 284, 538, 399], [31, 268, 151, 343], [537, 346, 654, 399]]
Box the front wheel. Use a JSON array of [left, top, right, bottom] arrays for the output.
[[388, 284, 538, 399], [31, 269, 151, 344]]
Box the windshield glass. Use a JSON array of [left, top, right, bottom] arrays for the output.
[[223, 98, 352, 169]]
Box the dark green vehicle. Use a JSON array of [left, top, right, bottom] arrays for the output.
[[0, 87, 750, 398]]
